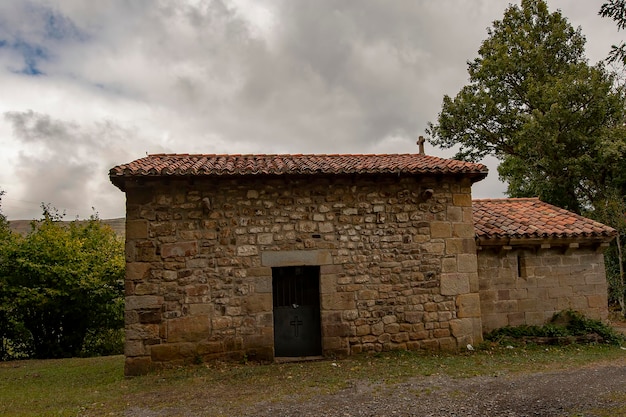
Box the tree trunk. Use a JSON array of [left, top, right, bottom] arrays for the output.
[[616, 232, 625, 317]]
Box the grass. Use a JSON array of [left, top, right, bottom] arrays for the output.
[[1, 344, 625, 416]]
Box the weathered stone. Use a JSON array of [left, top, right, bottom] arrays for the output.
[[456, 293, 481, 318], [440, 273, 470, 296], [126, 295, 164, 311], [127, 220, 148, 239], [126, 262, 152, 281], [321, 292, 356, 310], [161, 241, 198, 258], [430, 222, 451, 238], [261, 250, 333, 266], [236, 245, 258, 256], [125, 356, 153, 376], [167, 315, 211, 343]]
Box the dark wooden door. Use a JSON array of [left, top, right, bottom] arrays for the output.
[[273, 266, 321, 357]]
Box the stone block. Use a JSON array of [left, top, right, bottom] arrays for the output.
[[297, 221, 317, 232], [126, 262, 152, 281], [457, 254, 478, 273], [161, 241, 198, 258], [456, 293, 481, 318], [358, 289, 379, 300], [587, 294, 608, 308], [248, 266, 272, 277], [237, 245, 258, 256], [440, 273, 470, 296], [441, 257, 457, 273], [197, 341, 224, 355], [524, 311, 545, 326], [430, 222, 451, 238], [445, 238, 476, 255], [422, 242, 445, 255], [449, 318, 473, 339], [134, 283, 159, 296], [127, 220, 148, 239], [391, 332, 409, 343], [321, 292, 356, 310], [167, 315, 211, 343], [243, 334, 273, 349], [138, 309, 162, 324], [242, 294, 272, 314], [124, 340, 146, 357], [212, 316, 232, 330], [405, 311, 424, 323], [188, 303, 214, 315], [125, 356, 152, 376], [452, 194, 472, 207], [322, 336, 347, 351], [261, 250, 333, 266], [257, 233, 273, 244], [136, 241, 159, 261], [453, 223, 475, 238], [447, 206, 463, 222], [150, 343, 195, 362], [126, 295, 164, 311]]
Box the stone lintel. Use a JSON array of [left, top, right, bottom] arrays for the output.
[[261, 250, 333, 267]]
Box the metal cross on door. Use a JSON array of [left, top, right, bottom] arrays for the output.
[[272, 266, 322, 357]]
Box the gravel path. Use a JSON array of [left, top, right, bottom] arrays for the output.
[[242, 363, 626, 417], [123, 358, 626, 417]]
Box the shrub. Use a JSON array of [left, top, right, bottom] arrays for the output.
[[485, 310, 625, 346]]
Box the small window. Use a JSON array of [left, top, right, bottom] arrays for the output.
[[517, 254, 526, 278]]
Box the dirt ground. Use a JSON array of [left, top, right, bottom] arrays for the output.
[[123, 321, 626, 417], [242, 360, 626, 417], [125, 355, 626, 417]]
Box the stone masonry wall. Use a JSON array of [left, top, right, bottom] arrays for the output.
[[478, 247, 609, 333], [123, 174, 482, 375]]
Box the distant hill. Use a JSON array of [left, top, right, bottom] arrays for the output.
[[9, 218, 126, 238]]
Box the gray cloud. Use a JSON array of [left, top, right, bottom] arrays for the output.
[[3, 110, 160, 219], [0, 1, 620, 219]]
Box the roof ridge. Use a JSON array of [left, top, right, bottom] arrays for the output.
[[473, 197, 539, 202]]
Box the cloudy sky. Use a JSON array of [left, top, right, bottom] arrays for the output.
[[0, 0, 621, 220]]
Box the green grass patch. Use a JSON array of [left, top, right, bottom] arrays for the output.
[[1, 344, 625, 416]]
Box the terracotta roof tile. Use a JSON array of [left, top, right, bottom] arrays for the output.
[[473, 198, 616, 241], [110, 153, 488, 189]]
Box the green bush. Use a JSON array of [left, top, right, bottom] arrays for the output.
[[485, 310, 625, 346], [0, 206, 125, 360], [80, 328, 124, 357]]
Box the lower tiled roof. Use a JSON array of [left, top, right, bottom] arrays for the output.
[[473, 198, 616, 241], [110, 153, 488, 190]]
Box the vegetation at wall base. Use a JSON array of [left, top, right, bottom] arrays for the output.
[[485, 310, 625, 347]]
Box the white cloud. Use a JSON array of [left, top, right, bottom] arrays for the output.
[[0, 0, 619, 219]]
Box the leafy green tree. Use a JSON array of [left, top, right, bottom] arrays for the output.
[[0, 205, 124, 359], [600, 0, 626, 65], [0, 191, 29, 360], [594, 193, 626, 316], [428, 0, 626, 213]]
